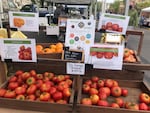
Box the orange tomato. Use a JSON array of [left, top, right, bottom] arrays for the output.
[[36, 45, 43, 54]]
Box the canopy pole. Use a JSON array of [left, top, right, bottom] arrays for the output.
[[94, 1, 97, 20], [101, 0, 106, 13], [0, 0, 3, 28], [125, 0, 130, 15]]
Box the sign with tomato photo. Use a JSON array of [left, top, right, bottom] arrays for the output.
[[0, 39, 37, 62], [89, 43, 124, 70], [9, 11, 39, 32], [98, 13, 130, 35]]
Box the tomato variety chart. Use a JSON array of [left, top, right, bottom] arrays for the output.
[[98, 13, 130, 34], [0, 39, 37, 62], [89, 43, 124, 70], [65, 19, 96, 63], [9, 11, 39, 32]]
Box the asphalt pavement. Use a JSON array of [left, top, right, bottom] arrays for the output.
[[127, 28, 150, 64]]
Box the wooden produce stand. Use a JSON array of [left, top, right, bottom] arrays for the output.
[[0, 58, 150, 113], [0, 29, 149, 113]]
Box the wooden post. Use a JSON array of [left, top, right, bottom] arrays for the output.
[[0, 60, 7, 85]]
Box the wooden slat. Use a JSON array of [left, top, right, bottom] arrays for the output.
[[123, 63, 150, 70], [0, 60, 7, 85]]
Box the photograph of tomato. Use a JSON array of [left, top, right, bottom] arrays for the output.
[[18, 45, 32, 60], [90, 47, 118, 60], [13, 18, 25, 28], [101, 22, 123, 32]]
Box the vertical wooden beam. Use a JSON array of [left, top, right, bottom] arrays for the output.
[[0, 60, 7, 85]]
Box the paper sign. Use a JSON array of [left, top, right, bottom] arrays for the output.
[[67, 62, 85, 75], [0, 38, 37, 62], [98, 13, 130, 34], [46, 26, 59, 35], [89, 43, 124, 70], [9, 11, 39, 32], [105, 33, 122, 44], [65, 19, 96, 63]]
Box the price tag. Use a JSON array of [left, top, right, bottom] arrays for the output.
[[67, 63, 85, 75]]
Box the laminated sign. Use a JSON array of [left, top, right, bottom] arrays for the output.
[[98, 13, 130, 35], [9, 11, 39, 32], [0, 39, 37, 62], [46, 26, 59, 35]]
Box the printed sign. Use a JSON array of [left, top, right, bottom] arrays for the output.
[[98, 13, 130, 34], [89, 43, 124, 70], [9, 11, 39, 32], [65, 19, 96, 63], [0, 39, 37, 62], [46, 25, 59, 35], [67, 62, 85, 75], [62, 47, 84, 61]]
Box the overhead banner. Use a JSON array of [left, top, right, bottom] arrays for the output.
[[9, 11, 39, 32], [98, 13, 130, 35]]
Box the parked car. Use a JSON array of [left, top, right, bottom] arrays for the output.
[[20, 4, 49, 17]]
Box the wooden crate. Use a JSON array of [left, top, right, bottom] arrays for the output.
[[0, 60, 76, 113], [76, 77, 150, 113], [36, 43, 62, 59], [123, 50, 141, 64]]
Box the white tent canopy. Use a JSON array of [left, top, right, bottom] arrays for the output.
[[142, 7, 150, 13], [45, 0, 96, 5]]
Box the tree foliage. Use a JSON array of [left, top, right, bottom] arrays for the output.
[[109, 0, 120, 13], [134, 1, 150, 15], [136, 1, 150, 10]]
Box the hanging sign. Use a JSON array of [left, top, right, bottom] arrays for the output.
[[0, 38, 37, 62], [9, 11, 39, 32]]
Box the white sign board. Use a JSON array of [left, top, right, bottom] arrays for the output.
[[98, 13, 130, 35], [89, 43, 124, 70], [46, 26, 59, 35], [0, 38, 37, 62], [65, 19, 96, 63], [67, 62, 85, 75], [9, 11, 39, 32]]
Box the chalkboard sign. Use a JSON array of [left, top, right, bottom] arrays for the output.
[[62, 47, 84, 62]]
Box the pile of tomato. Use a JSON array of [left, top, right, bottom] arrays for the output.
[[0, 70, 73, 104]]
